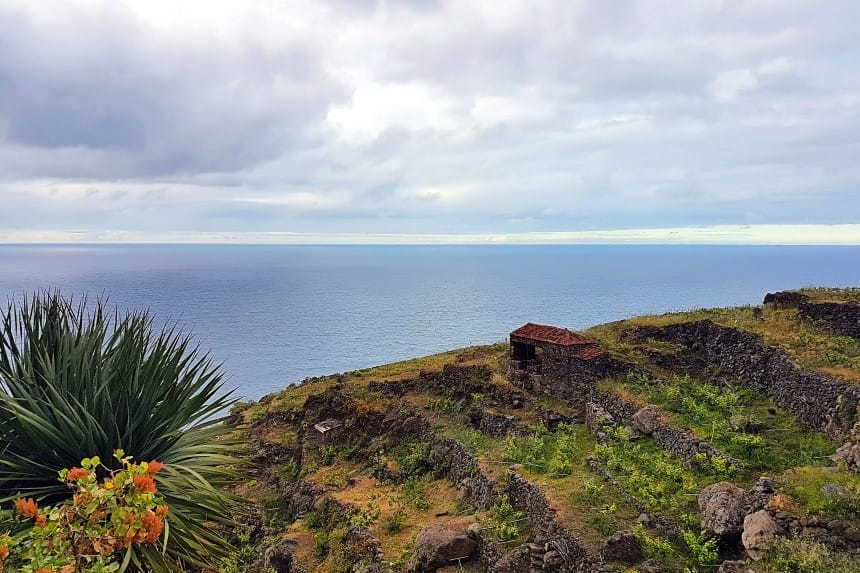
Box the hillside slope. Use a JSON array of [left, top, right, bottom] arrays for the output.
[[228, 288, 860, 573]]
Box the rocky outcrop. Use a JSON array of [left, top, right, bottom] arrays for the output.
[[699, 482, 749, 536], [763, 291, 809, 307], [741, 510, 780, 560], [622, 320, 860, 439], [407, 524, 477, 573]]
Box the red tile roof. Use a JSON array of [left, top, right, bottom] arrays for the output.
[[510, 323, 596, 346], [572, 345, 608, 360]]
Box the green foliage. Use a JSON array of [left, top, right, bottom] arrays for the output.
[[595, 428, 700, 514], [381, 509, 406, 534], [780, 466, 860, 519], [491, 495, 525, 542], [579, 478, 605, 503], [303, 504, 343, 531], [502, 423, 592, 476], [587, 504, 620, 536], [313, 532, 331, 558], [621, 374, 833, 470], [682, 529, 719, 566], [402, 477, 431, 510], [318, 445, 339, 466], [0, 452, 168, 573], [389, 441, 430, 478], [764, 537, 858, 573], [0, 293, 243, 572], [349, 502, 380, 529], [632, 523, 674, 559], [426, 397, 462, 414]]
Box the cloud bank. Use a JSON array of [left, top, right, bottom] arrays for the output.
[[0, 1, 858, 242]]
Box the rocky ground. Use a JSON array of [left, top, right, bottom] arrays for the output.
[[225, 288, 860, 573]]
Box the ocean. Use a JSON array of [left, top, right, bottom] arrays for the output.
[[1, 244, 858, 400]]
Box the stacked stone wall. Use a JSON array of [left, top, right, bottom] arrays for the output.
[[622, 320, 860, 440]]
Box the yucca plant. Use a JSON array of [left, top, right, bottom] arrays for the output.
[[0, 292, 244, 571]]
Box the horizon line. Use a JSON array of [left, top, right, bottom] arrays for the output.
[[1, 224, 860, 245]]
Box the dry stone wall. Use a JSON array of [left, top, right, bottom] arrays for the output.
[[622, 320, 860, 440], [505, 470, 602, 572]]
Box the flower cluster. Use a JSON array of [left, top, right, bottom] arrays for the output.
[[0, 451, 169, 573]]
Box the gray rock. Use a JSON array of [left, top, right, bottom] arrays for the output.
[[585, 402, 614, 431], [742, 510, 781, 561], [699, 482, 749, 536], [407, 524, 477, 572], [466, 522, 482, 539], [632, 405, 662, 434]]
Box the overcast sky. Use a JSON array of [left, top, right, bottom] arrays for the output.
[[1, 0, 858, 243]]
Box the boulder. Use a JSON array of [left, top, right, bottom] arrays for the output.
[[600, 529, 643, 564], [832, 441, 860, 472], [264, 537, 299, 573], [407, 525, 477, 572], [742, 510, 780, 560], [699, 482, 749, 536], [585, 402, 614, 431], [632, 405, 662, 435]]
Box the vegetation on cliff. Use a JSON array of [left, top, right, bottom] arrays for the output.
[[230, 288, 860, 573]]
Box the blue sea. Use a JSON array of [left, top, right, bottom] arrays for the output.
[[1, 244, 859, 400]]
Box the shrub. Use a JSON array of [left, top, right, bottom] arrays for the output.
[[491, 495, 525, 542], [632, 523, 674, 558], [588, 504, 620, 535], [0, 293, 242, 571], [682, 529, 719, 566], [0, 452, 168, 573], [381, 509, 406, 534]]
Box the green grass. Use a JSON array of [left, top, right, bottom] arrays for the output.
[[799, 286, 860, 303], [609, 374, 835, 471], [586, 304, 860, 384], [779, 466, 860, 520]]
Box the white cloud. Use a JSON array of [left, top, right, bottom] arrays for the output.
[[0, 0, 859, 238]]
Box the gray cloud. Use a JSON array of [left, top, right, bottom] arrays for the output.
[[0, 0, 858, 238]]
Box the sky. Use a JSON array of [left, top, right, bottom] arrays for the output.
[[0, 0, 859, 244]]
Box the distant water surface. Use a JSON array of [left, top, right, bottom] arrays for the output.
[[1, 244, 858, 399]]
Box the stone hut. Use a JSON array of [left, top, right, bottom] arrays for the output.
[[508, 323, 608, 406]]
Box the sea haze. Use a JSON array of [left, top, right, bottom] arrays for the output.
[[1, 244, 859, 400]]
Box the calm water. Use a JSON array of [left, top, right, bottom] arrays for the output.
[[1, 244, 858, 400]]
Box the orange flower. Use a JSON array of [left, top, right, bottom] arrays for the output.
[[14, 498, 38, 519], [155, 505, 169, 517], [0, 546, 8, 560], [35, 514, 47, 528], [147, 460, 164, 475], [133, 474, 157, 494], [36, 568, 51, 573], [140, 510, 165, 543], [66, 467, 89, 481]]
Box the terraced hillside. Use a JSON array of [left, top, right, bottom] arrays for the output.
[[227, 289, 860, 573]]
